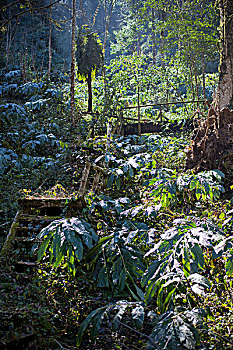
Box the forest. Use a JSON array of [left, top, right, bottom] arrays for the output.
[[0, 0, 233, 349]]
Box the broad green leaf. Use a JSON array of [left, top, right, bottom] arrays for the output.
[[107, 174, 114, 188], [226, 251, 233, 275], [191, 244, 205, 269], [118, 268, 126, 291], [112, 302, 128, 331], [52, 228, 61, 262], [131, 305, 144, 329], [97, 266, 109, 288], [76, 307, 107, 347], [115, 176, 121, 190], [37, 235, 52, 262]]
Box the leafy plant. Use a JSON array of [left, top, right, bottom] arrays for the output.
[[143, 217, 232, 307], [35, 218, 98, 275], [16, 82, 45, 98], [0, 148, 18, 175], [86, 229, 145, 296], [147, 308, 206, 350], [145, 169, 225, 208], [76, 300, 145, 347]]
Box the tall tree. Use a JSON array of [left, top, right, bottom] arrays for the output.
[[218, 0, 233, 108], [186, 0, 233, 172], [70, 0, 76, 126], [48, 0, 52, 79], [76, 29, 103, 112]]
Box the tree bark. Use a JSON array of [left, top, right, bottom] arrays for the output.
[[159, 10, 166, 68], [70, 0, 76, 126], [87, 71, 92, 112], [151, 7, 156, 65], [48, 0, 52, 80], [218, 0, 233, 109], [202, 51, 206, 101], [185, 0, 233, 173]]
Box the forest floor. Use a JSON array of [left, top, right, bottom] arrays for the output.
[[1, 129, 233, 349]]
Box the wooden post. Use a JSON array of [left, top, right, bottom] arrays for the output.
[[0, 211, 21, 264], [117, 109, 124, 135], [77, 161, 91, 198], [137, 85, 141, 136], [92, 171, 101, 193]]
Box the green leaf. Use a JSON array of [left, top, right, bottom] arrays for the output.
[[118, 268, 126, 291], [112, 258, 122, 285], [76, 307, 107, 347], [67, 232, 83, 261], [190, 180, 197, 190], [135, 285, 144, 301], [188, 273, 210, 295], [129, 166, 134, 177], [191, 244, 205, 269], [131, 305, 144, 329], [115, 176, 121, 190], [97, 266, 109, 288], [112, 302, 128, 331], [164, 287, 176, 311], [52, 228, 61, 262], [107, 174, 114, 188], [226, 251, 233, 275], [37, 235, 52, 262]]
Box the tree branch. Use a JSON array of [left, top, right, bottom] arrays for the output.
[[118, 321, 162, 350], [0, 0, 64, 29]]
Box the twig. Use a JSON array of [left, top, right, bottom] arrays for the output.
[[54, 339, 77, 349], [1, 0, 65, 29], [121, 343, 133, 350], [118, 321, 161, 350], [207, 330, 233, 346]]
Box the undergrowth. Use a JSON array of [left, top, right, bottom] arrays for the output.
[[33, 133, 233, 350]]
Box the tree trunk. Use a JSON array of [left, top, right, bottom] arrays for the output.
[[218, 0, 233, 109], [70, 0, 76, 126], [185, 1, 233, 172], [102, 0, 115, 110], [202, 51, 206, 101], [151, 7, 156, 65], [185, 107, 233, 172], [158, 9, 166, 68], [48, 0, 52, 80], [87, 71, 92, 112]]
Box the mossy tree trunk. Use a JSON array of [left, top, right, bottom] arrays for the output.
[[87, 71, 92, 113], [218, 0, 233, 108]]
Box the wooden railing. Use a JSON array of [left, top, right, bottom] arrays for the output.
[[81, 99, 210, 136], [120, 99, 209, 136]]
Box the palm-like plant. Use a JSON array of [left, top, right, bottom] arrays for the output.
[[76, 29, 104, 112]]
